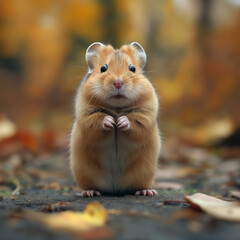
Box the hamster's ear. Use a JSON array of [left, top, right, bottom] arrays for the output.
[[130, 42, 146, 69], [86, 42, 104, 71]]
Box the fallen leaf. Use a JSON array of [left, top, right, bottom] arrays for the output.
[[153, 181, 183, 190], [0, 124, 60, 158], [0, 178, 21, 199], [10, 178, 21, 196], [28, 201, 108, 231], [185, 193, 240, 222], [230, 190, 240, 200], [0, 130, 38, 158], [42, 202, 71, 212]]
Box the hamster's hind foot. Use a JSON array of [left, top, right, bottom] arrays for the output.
[[135, 189, 158, 196], [81, 190, 101, 197]]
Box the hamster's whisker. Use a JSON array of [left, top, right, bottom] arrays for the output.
[[87, 88, 104, 104], [124, 75, 146, 82], [124, 75, 135, 82], [133, 91, 142, 103], [124, 75, 141, 82], [102, 89, 109, 99]]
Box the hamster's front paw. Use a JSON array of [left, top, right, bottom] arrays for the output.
[[117, 116, 130, 131], [103, 115, 115, 131]]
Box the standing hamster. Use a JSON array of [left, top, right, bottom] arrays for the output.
[[70, 42, 161, 197]]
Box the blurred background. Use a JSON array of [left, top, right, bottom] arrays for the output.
[[0, 0, 240, 159]]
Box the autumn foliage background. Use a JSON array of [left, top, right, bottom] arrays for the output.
[[0, 0, 240, 157]]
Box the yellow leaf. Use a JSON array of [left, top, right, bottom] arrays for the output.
[[28, 201, 108, 232], [185, 193, 240, 222]]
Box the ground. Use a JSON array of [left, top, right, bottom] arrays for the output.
[[0, 151, 240, 240]]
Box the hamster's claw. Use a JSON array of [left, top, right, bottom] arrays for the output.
[[103, 116, 115, 131], [135, 189, 158, 196], [117, 116, 130, 131], [81, 190, 101, 197]]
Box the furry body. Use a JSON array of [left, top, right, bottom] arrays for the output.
[[70, 42, 161, 195]]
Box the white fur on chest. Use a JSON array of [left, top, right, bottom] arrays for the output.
[[99, 130, 131, 193]]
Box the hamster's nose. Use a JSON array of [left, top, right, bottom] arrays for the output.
[[113, 79, 124, 89]]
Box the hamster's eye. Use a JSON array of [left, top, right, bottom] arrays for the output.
[[100, 64, 108, 73], [129, 64, 136, 73]]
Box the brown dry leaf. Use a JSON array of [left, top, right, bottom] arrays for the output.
[[27, 201, 108, 232], [153, 181, 183, 190], [0, 130, 38, 158], [42, 202, 71, 212], [230, 191, 240, 200], [0, 122, 59, 157], [185, 193, 240, 222]]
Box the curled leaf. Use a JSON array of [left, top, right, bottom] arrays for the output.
[[185, 193, 240, 222], [230, 191, 240, 200], [0, 178, 21, 199]]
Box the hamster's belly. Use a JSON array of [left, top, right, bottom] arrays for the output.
[[99, 131, 131, 193]]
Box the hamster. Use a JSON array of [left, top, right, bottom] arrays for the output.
[[70, 42, 161, 197]]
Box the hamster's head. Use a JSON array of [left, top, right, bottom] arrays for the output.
[[81, 42, 153, 108]]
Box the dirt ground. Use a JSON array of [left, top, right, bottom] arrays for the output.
[[0, 152, 240, 240]]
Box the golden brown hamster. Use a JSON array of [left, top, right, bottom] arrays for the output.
[[70, 42, 161, 197]]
